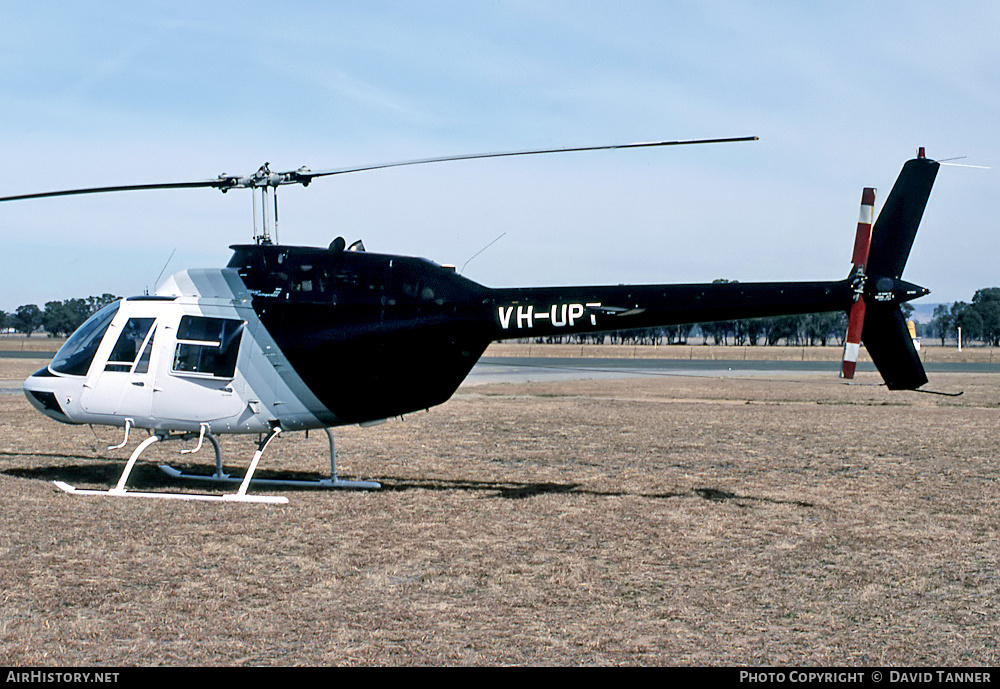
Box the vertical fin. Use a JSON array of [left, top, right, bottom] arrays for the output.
[[866, 152, 939, 279], [862, 305, 928, 390]]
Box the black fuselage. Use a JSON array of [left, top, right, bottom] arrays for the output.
[[228, 244, 858, 424]]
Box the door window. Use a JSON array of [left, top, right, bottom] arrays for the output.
[[172, 316, 245, 378], [105, 318, 156, 372]]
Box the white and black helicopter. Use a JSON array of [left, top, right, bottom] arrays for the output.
[[3, 138, 938, 504]]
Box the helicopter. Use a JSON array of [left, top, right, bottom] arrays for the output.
[[3, 138, 938, 504]]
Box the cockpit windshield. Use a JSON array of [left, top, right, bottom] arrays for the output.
[[50, 301, 121, 376]]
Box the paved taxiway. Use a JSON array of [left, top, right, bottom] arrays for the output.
[[464, 356, 1000, 386], [3, 352, 997, 393]]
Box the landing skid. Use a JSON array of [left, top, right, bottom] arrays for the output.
[[54, 423, 289, 504], [53, 480, 286, 504], [158, 427, 381, 491]]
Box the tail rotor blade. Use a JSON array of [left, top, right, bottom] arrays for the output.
[[841, 188, 876, 379], [851, 187, 876, 267], [841, 298, 867, 379]]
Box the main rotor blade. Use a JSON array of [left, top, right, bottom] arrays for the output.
[[0, 135, 757, 202], [301, 136, 758, 181], [0, 179, 228, 203]]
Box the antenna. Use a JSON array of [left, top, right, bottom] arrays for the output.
[[152, 248, 177, 291], [461, 232, 506, 274], [936, 155, 990, 170]]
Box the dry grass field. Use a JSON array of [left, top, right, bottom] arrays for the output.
[[0, 356, 998, 666]]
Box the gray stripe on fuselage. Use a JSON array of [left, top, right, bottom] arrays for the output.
[[158, 268, 339, 429]]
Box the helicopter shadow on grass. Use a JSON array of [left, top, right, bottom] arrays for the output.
[[2, 458, 596, 498], [1, 452, 813, 506], [373, 476, 815, 506]]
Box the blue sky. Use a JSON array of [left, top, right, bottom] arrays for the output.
[[1, 1, 997, 310]]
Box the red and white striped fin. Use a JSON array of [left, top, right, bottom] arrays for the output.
[[841, 187, 876, 379]]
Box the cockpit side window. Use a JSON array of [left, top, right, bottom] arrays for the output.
[[105, 318, 156, 372], [50, 302, 121, 376], [172, 316, 245, 378]]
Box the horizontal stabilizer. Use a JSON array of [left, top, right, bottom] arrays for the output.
[[861, 304, 927, 390]]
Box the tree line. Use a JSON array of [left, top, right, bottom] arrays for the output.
[[0, 294, 120, 338], [533, 311, 853, 347], [532, 283, 1000, 347], [926, 287, 1000, 346]]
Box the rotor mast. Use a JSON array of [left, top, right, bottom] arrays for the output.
[[251, 174, 278, 245], [229, 163, 311, 245]]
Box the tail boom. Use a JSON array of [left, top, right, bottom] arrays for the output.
[[488, 151, 937, 392], [490, 280, 854, 339]]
